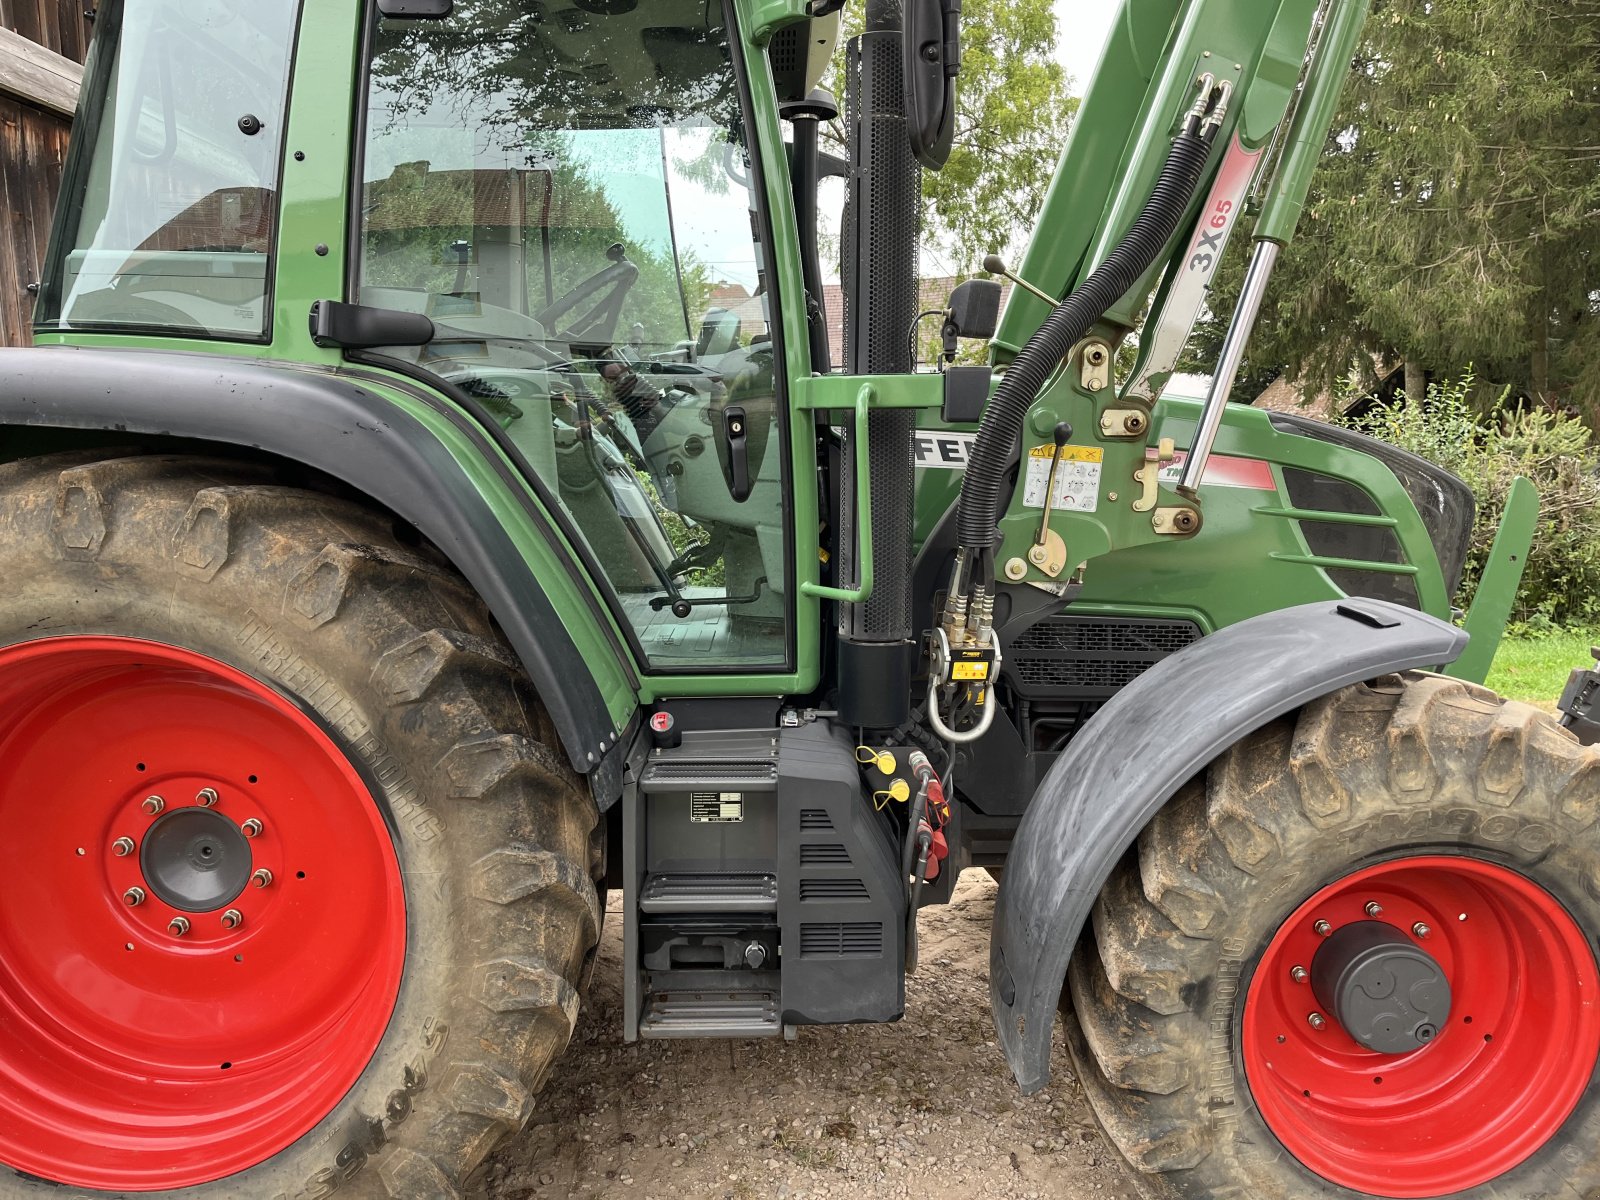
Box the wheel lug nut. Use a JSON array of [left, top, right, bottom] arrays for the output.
[[168, 916, 190, 937], [1308, 1012, 1327, 1031], [196, 788, 218, 807], [221, 909, 243, 930], [1291, 965, 1308, 984], [241, 818, 263, 838], [1413, 921, 1431, 938], [141, 795, 165, 816], [112, 836, 135, 857], [122, 886, 145, 906], [1313, 919, 1332, 937], [251, 868, 273, 889], [1365, 901, 1383, 917]]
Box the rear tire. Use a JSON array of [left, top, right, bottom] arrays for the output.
[[1067, 672, 1600, 1199], [0, 452, 600, 1198]]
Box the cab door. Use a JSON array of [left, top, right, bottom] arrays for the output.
[[355, 0, 811, 687]]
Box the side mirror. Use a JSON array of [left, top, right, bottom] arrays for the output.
[[943, 278, 1001, 346], [903, 0, 960, 169]]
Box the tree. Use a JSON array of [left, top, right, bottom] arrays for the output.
[[824, 0, 1077, 269], [1218, 0, 1600, 420]]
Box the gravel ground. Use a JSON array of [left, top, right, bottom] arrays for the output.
[[479, 871, 1138, 1200]]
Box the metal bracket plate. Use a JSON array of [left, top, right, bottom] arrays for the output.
[[1132, 437, 1176, 512]]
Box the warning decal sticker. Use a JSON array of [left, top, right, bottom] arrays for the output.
[[1022, 444, 1103, 513]]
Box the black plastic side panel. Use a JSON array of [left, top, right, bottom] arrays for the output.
[[1560, 658, 1600, 746], [778, 721, 905, 1025], [989, 599, 1469, 1093], [0, 346, 628, 791]]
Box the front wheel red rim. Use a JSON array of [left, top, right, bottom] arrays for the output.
[[1243, 855, 1600, 1197], [0, 636, 407, 1191]]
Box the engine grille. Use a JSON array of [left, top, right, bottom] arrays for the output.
[[799, 922, 884, 958], [1004, 615, 1203, 699]]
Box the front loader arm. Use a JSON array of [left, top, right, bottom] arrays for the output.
[[943, 0, 1371, 636], [929, 0, 1373, 745], [962, 0, 1413, 1091]]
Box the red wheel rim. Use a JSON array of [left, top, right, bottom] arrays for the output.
[[0, 636, 406, 1191], [1243, 855, 1600, 1197]]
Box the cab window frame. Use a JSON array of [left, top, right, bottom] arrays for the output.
[[35, 0, 303, 343]]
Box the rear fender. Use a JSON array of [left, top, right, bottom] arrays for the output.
[[0, 346, 637, 798], [989, 598, 1468, 1092]]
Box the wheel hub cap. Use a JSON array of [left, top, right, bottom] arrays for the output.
[[1309, 920, 1451, 1054], [140, 806, 252, 912]]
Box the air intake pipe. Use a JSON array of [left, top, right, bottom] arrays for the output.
[[836, 0, 922, 729]]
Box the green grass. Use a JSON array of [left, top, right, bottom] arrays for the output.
[[1485, 631, 1595, 705]]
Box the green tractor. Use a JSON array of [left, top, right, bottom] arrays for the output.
[[0, 0, 1595, 1196]]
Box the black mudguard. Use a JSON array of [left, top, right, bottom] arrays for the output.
[[989, 598, 1469, 1092], [0, 345, 634, 796]]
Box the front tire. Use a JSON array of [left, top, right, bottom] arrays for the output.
[[0, 452, 600, 1198], [1068, 672, 1600, 1199]]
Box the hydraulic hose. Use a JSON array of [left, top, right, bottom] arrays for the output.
[[955, 124, 1217, 550]]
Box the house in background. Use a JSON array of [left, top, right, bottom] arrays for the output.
[[0, 2, 88, 347]]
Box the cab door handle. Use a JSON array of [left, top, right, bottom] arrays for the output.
[[722, 405, 750, 502]]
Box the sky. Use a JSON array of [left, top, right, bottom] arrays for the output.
[[1055, 1, 1120, 98]]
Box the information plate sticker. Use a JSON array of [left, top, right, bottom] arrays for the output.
[[1022, 444, 1103, 512], [690, 791, 745, 823]]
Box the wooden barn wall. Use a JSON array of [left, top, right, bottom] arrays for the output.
[[1, 0, 93, 62], [0, 1, 91, 347], [0, 98, 70, 345]]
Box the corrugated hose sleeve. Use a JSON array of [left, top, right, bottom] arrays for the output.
[[955, 130, 1216, 550]]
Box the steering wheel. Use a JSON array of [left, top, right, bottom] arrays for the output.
[[535, 243, 640, 348]]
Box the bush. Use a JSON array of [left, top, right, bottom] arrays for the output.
[[1338, 369, 1600, 627]]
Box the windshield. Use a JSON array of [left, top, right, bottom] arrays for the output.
[[361, 0, 787, 672], [37, 0, 297, 338]]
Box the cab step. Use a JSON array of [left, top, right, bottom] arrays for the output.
[[639, 872, 778, 914], [639, 990, 785, 1039]]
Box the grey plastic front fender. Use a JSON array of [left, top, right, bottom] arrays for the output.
[[989, 598, 1469, 1093]]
